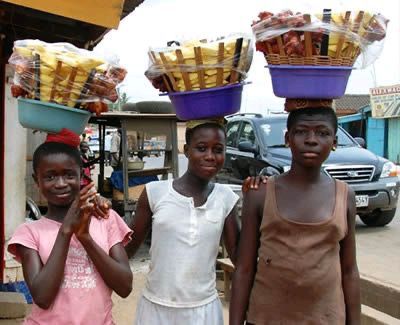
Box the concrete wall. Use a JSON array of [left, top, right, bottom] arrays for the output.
[[177, 122, 186, 153], [3, 65, 27, 282]]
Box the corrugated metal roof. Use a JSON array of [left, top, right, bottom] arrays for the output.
[[333, 94, 370, 112]]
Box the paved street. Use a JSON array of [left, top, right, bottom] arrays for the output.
[[355, 204, 400, 289]]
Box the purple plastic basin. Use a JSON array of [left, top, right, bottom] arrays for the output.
[[165, 83, 244, 120], [267, 65, 352, 99]]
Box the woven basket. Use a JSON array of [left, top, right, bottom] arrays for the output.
[[265, 53, 357, 67], [257, 11, 365, 67]]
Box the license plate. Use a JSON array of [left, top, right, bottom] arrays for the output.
[[355, 195, 369, 207]]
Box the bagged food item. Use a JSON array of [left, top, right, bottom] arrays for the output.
[[252, 9, 388, 68], [145, 34, 253, 92], [9, 39, 127, 115]]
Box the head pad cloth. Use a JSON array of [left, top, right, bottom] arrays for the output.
[[285, 99, 333, 113], [45, 128, 80, 148], [186, 118, 226, 130]]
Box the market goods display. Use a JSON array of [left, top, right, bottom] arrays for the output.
[[251, 9, 388, 100], [146, 34, 253, 92], [252, 10, 388, 67], [146, 35, 252, 120], [9, 39, 127, 116]]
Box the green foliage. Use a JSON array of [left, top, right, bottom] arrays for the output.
[[108, 89, 130, 111]]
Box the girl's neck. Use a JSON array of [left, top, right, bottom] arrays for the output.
[[45, 205, 70, 222], [175, 171, 212, 195], [287, 163, 323, 184]]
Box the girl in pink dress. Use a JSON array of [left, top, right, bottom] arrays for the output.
[[8, 129, 133, 324]]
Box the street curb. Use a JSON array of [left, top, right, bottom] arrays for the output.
[[0, 292, 27, 319], [362, 305, 400, 325], [361, 274, 400, 320]]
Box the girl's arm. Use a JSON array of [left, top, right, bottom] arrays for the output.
[[77, 238, 132, 298], [340, 187, 361, 325], [16, 186, 96, 309], [222, 205, 240, 265], [124, 189, 153, 258], [229, 185, 265, 325], [17, 230, 73, 309]]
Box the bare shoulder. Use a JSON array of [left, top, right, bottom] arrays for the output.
[[243, 182, 268, 212]]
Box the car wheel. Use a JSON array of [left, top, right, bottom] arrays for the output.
[[359, 209, 396, 227]]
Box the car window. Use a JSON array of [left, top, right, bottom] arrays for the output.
[[337, 128, 356, 146], [259, 120, 287, 147], [226, 121, 241, 147], [239, 122, 256, 146]]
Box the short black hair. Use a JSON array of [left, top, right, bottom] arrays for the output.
[[185, 123, 226, 144], [33, 142, 82, 173], [287, 107, 338, 134]]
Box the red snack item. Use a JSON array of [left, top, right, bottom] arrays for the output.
[[87, 101, 108, 116], [45, 128, 81, 148], [11, 84, 28, 97]]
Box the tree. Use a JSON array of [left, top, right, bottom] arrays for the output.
[[108, 88, 130, 111]]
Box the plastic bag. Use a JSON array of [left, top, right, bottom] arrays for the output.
[[8, 39, 127, 113], [145, 34, 253, 92], [251, 10, 388, 68]]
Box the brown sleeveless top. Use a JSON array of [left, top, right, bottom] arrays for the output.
[[247, 177, 348, 325]]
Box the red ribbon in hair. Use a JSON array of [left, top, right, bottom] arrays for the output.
[[45, 128, 81, 148]]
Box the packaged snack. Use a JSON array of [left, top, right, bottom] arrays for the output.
[[9, 39, 127, 115], [145, 34, 253, 92], [252, 10, 388, 68]]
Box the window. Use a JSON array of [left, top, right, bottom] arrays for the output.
[[239, 122, 256, 146], [226, 122, 241, 147]]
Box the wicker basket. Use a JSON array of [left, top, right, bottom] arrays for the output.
[[257, 11, 366, 67], [264, 53, 357, 67]]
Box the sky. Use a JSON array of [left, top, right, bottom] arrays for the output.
[[95, 0, 400, 114]]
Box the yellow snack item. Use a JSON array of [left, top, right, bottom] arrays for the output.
[[148, 34, 253, 92], [9, 39, 126, 110]]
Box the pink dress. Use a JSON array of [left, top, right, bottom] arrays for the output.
[[8, 210, 132, 325]]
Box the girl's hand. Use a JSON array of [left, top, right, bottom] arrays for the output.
[[61, 183, 97, 238], [92, 194, 111, 220], [242, 176, 268, 193]]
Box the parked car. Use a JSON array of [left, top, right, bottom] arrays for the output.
[[216, 113, 400, 227]]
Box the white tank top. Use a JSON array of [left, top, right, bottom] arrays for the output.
[[142, 179, 239, 308]]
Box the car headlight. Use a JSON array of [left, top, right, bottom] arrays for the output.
[[283, 165, 291, 172], [380, 161, 397, 178]]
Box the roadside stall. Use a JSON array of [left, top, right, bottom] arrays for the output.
[[89, 111, 179, 222]]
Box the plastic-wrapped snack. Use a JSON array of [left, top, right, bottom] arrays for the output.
[[8, 39, 127, 114], [145, 34, 253, 92], [252, 9, 388, 68]]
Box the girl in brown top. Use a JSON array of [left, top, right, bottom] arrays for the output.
[[230, 107, 361, 325]]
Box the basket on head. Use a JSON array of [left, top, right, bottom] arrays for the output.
[[165, 83, 245, 121], [252, 10, 388, 68], [18, 98, 91, 134], [267, 65, 352, 99], [146, 35, 253, 93]]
